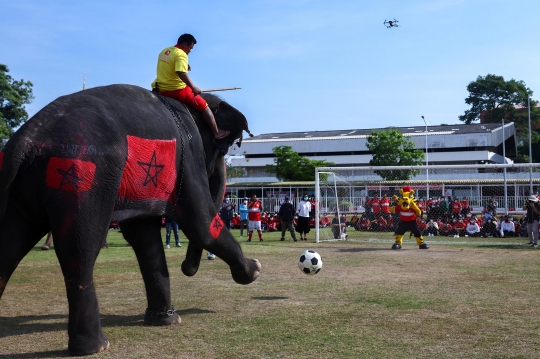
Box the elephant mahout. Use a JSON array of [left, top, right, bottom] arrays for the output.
[[0, 84, 260, 355]]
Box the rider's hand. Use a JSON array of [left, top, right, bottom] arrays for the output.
[[192, 86, 202, 96]]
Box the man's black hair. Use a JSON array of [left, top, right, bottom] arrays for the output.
[[177, 33, 197, 45]]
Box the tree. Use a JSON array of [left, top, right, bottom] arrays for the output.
[[459, 74, 540, 162], [366, 129, 424, 181], [265, 146, 335, 181], [226, 163, 245, 179], [0, 64, 34, 142]]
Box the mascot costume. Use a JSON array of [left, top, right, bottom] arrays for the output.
[[390, 185, 430, 250]]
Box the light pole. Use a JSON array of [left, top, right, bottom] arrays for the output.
[[528, 96, 533, 194], [502, 119, 508, 214], [421, 116, 429, 199]]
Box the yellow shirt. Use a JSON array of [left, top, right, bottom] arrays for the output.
[[151, 46, 188, 92]]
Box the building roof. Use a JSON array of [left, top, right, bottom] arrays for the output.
[[243, 123, 504, 142]]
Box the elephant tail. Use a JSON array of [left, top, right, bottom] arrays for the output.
[[0, 138, 28, 220]]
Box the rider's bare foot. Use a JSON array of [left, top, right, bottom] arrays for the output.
[[215, 129, 230, 140]]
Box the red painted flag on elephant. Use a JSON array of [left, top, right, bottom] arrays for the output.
[[118, 136, 177, 201], [45, 157, 97, 192]]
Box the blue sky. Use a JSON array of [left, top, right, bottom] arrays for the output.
[[2, 0, 539, 135]]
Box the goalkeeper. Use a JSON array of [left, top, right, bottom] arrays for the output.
[[390, 186, 430, 250]]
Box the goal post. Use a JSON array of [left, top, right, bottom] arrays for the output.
[[315, 163, 540, 243]]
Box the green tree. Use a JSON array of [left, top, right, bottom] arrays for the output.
[[265, 146, 335, 181], [366, 129, 424, 181], [459, 74, 540, 162], [226, 163, 245, 179], [0, 64, 34, 142]]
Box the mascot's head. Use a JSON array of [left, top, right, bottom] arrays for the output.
[[396, 185, 416, 210]]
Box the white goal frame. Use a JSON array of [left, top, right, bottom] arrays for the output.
[[315, 163, 540, 243]]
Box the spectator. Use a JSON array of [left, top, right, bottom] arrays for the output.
[[426, 219, 439, 237], [357, 215, 371, 231], [331, 212, 346, 239], [439, 220, 453, 237], [522, 195, 540, 246], [296, 194, 312, 241], [41, 232, 54, 250], [465, 217, 481, 237], [380, 193, 391, 220], [461, 196, 470, 217], [231, 213, 240, 229], [370, 194, 382, 219], [451, 198, 462, 219], [349, 213, 360, 228], [220, 193, 236, 230], [320, 214, 331, 228], [247, 194, 264, 242], [164, 216, 181, 248], [481, 218, 498, 238], [266, 215, 277, 232], [238, 198, 249, 237], [453, 217, 466, 238], [499, 216, 516, 238], [439, 197, 450, 222], [278, 196, 296, 242]]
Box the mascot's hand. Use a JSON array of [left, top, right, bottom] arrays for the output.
[[389, 206, 396, 214], [392, 195, 399, 202], [410, 201, 422, 217]]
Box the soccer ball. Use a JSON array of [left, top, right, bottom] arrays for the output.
[[207, 252, 216, 260], [298, 250, 323, 275]]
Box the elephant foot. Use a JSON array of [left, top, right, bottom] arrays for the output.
[[68, 332, 109, 356], [231, 258, 261, 285], [144, 306, 181, 326], [181, 257, 200, 277]]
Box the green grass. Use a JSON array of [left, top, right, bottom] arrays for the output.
[[2, 228, 540, 358]]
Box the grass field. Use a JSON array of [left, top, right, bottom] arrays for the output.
[[1, 228, 540, 358]]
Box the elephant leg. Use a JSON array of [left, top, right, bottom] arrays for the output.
[[52, 223, 110, 355], [0, 204, 49, 298], [119, 216, 181, 326], [178, 209, 260, 285], [181, 243, 203, 276]]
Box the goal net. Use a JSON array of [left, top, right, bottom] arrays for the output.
[[314, 163, 540, 243]]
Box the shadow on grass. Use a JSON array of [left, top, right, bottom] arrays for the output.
[[337, 247, 393, 252], [0, 350, 70, 358], [475, 244, 532, 250], [251, 296, 289, 300], [0, 307, 214, 338]]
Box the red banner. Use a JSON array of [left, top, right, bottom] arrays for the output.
[[46, 157, 96, 192], [118, 136, 177, 201]]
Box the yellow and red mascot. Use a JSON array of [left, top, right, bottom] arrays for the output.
[[390, 185, 430, 250]]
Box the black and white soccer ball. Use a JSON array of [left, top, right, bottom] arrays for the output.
[[298, 250, 323, 275]]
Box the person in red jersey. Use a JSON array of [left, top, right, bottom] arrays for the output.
[[439, 220, 454, 237], [370, 194, 382, 218], [247, 194, 263, 242], [452, 217, 467, 238], [380, 193, 391, 220], [320, 214, 331, 228], [451, 198, 462, 219], [461, 196, 470, 217], [390, 186, 429, 250]]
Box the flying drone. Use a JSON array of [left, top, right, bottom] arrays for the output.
[[384, 18, 399, 28]]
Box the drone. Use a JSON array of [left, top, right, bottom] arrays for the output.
[[384, 18, 399, 28]]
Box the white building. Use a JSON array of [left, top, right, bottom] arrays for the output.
[[229, 123, 517, 183]]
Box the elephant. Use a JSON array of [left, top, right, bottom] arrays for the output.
[[0, 84, 261, 356]]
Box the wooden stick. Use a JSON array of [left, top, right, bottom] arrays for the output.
[[201, 87, 241, 93]]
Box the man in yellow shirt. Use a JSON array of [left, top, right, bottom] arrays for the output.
[[152, 34, 229, 140]]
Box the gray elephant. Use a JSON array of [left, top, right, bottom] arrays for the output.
[[0, 84, 261, 355]]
